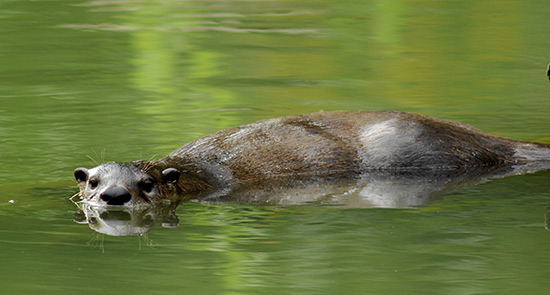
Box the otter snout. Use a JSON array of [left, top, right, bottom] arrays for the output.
[[100, 186, 132, 206]]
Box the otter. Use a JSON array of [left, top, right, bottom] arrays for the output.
[[74, 110, 550, 208]]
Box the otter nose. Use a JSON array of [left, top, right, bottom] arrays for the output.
[[100, 186, 132, 205]]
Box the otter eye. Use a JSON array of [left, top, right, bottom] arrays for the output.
[[89, 179, 99, 189], [139, 180, 155, 193]]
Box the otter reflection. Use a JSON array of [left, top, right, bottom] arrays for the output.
[[73, 203, 178, 236], [73, 165, 540, 236]]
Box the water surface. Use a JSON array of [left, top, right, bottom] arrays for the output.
[[1, 0, 550, 294]]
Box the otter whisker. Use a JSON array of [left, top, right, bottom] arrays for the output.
[[86, 155, 98, 166], [70, 191, 82, 204], [142, 161, 155, 173]]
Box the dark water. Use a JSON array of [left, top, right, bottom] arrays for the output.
[[1, 0, 550, 294]]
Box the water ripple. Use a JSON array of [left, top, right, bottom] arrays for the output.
[[58, 23, 319, 34], [57, 23, 138, 31], [178, 26, 319, 34]]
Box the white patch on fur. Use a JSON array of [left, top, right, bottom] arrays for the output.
[[511, 143, 550, 173], [514, 143, 550, 161], [358, 118, 421, 168]]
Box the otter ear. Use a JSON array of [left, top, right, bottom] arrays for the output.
[[162, 168, 180, 184], [74, 168, 89, 183]]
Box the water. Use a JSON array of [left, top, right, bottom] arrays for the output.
[[1, 0, 550, 294]]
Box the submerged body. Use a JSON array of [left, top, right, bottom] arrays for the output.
[[74, 110, 550, 207]]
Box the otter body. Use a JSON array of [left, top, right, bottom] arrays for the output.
[[74, 110, 550, 207]]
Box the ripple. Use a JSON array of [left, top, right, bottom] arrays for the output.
[[74, 0, 143, 6], [178, 26, 319, 34], [58, 23, 318, 34], [57, 23, 138, 31]]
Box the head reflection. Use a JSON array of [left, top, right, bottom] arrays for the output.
[[74, 203, 179, 236]]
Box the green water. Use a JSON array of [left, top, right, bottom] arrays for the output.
[[1, 0, 550, 294]]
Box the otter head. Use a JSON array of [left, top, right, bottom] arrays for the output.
[[74, 162, 181, 207]]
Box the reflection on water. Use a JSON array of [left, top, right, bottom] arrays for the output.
[[72, 165, 547, 236], [74, 203, 178, 236]]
